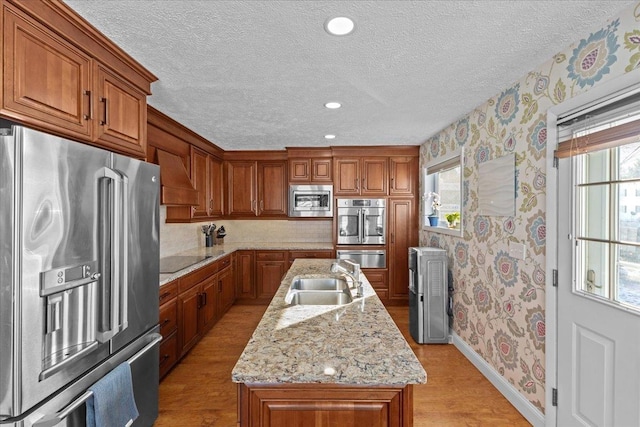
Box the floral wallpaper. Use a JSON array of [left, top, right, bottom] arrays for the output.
[[420, 2, 640, 413]]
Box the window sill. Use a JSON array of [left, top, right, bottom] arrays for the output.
[[422, 225, 463, 237]]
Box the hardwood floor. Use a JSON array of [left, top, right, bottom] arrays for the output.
[[156, 304, 530, 426]]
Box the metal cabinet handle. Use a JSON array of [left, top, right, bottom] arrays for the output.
[[160, 318, 171, 327], [100, 97, 108, 125], [260, 200, 264, 211], [83, 90, 93, 120]]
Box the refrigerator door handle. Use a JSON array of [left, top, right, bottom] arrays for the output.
[[97, 167, 127, 342], [33, 334, 162, 427], [120, 173, 129, 331]]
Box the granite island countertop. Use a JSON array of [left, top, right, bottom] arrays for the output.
[[159, 242, 334, 285], [231, 258, 427, 386]]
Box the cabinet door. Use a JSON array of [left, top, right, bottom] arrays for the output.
[[191, 147, 211, 218], [361, 158, 388, 195], [390, 157, 416, 195], [210, 156, 224, 217], [218, 266, 235, 314], [178, 285, 201, 356], [3, 7, 92, 139], [256, 261, 286, 299], [289, 159, 311, 182], [227, 161, 257, 216], [311, 158, 332, 182], [334, 158, 360, 195], [95, 65, 147, 157], [199, 278, 218, 333], [258, 161, 287, 216], [235, 251, 256, 300], [388, 199, 418, 301]]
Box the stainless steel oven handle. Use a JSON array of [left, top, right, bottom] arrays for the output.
[[357, 208, 363, 243]]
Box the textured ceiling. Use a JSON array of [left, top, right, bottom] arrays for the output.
[[65, 0, 634, 151]]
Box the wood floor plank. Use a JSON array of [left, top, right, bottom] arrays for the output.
[[157, 304, 530, 426]]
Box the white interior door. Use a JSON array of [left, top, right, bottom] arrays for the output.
[[557, 149, 640, 426]]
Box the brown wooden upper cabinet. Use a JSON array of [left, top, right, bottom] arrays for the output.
[[191, 147, 223, 219], [334, 157, 388, 196], [1, 2, 155, 159], [389, 156, 418, 196], [289, 158, 332, 183], [226, 160, 287, 217]]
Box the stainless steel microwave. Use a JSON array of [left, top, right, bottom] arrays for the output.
[[288, 184, 333, 217]]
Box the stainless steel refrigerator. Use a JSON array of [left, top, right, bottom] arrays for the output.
[[0, 122, 161, 426], [408, 247, 448, 344]]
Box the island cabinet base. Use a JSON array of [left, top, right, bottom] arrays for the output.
[[237, 383, 414, 427]]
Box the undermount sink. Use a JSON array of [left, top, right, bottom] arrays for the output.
[[290, 276, 349, 291], [286, 275, 353, 306], [287, 289, 353, 306]]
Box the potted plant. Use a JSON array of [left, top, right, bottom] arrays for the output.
[[445, 212, 460, 228], [428, 192, 441, 226]]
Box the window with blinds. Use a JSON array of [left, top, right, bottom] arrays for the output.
[[563, 89, 640, 311]]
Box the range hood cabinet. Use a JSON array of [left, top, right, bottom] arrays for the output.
[[155, 149, 199, 206]]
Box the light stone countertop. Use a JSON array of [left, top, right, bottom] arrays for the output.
[[159, 242, 334, 286], [231, 258, 427, 386]]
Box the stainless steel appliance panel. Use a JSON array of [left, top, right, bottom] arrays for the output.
[[336, 250, 386, 269], [110, 155, 160, 352], [408, 247, 448, 344], [3, 331, 161, 427], [336, 199, 386, 245], [288, 184, 333, 217], [0, 123, 160, 425], [3, 127, 113, 416]]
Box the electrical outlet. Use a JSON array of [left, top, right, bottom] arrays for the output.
[[509, 242, 527, 260]]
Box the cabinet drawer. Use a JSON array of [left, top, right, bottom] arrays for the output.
[[289, 250, 333, 259], [159, 300, 177, 338], [159, 281, 178, 305], [179, 261, 218, 292], [159, 332, 178, 379], [256, 251, 286, 261], [218, 254, 232, 270], [362, 269, 387, 290]]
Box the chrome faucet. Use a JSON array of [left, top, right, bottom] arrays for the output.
[[331, 260, 363, 298]]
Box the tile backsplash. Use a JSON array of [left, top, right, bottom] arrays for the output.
[[159, 206, 333, 258]]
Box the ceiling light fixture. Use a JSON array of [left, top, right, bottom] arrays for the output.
[[324, 102, 341, 109], [324, 134, 336, 140], [325, 17, 354, 36]]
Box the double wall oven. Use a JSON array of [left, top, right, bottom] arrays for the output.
[[336, 198, 386, 268]]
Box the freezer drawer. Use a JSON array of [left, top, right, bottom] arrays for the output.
[[336, 250, 386, 269], [3, 331, 161, 427]]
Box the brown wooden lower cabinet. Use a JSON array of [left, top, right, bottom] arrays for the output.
[[237, 383, 413, 427], [159, 254, 236, 379]]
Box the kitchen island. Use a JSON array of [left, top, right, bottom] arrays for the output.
[[232, 259, 426, 427]]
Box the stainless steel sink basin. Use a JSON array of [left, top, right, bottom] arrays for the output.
[[285, 275, 354, 306], [287, 289, 353, 306], [290, 276, 349, 291]]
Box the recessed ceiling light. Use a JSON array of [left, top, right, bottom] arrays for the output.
[[324, 134, 336, 140], [325, 17, 355, 36], [324, 102, 341, 109]]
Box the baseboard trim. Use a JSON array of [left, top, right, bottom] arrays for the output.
[[451, 332, 545, 427]]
